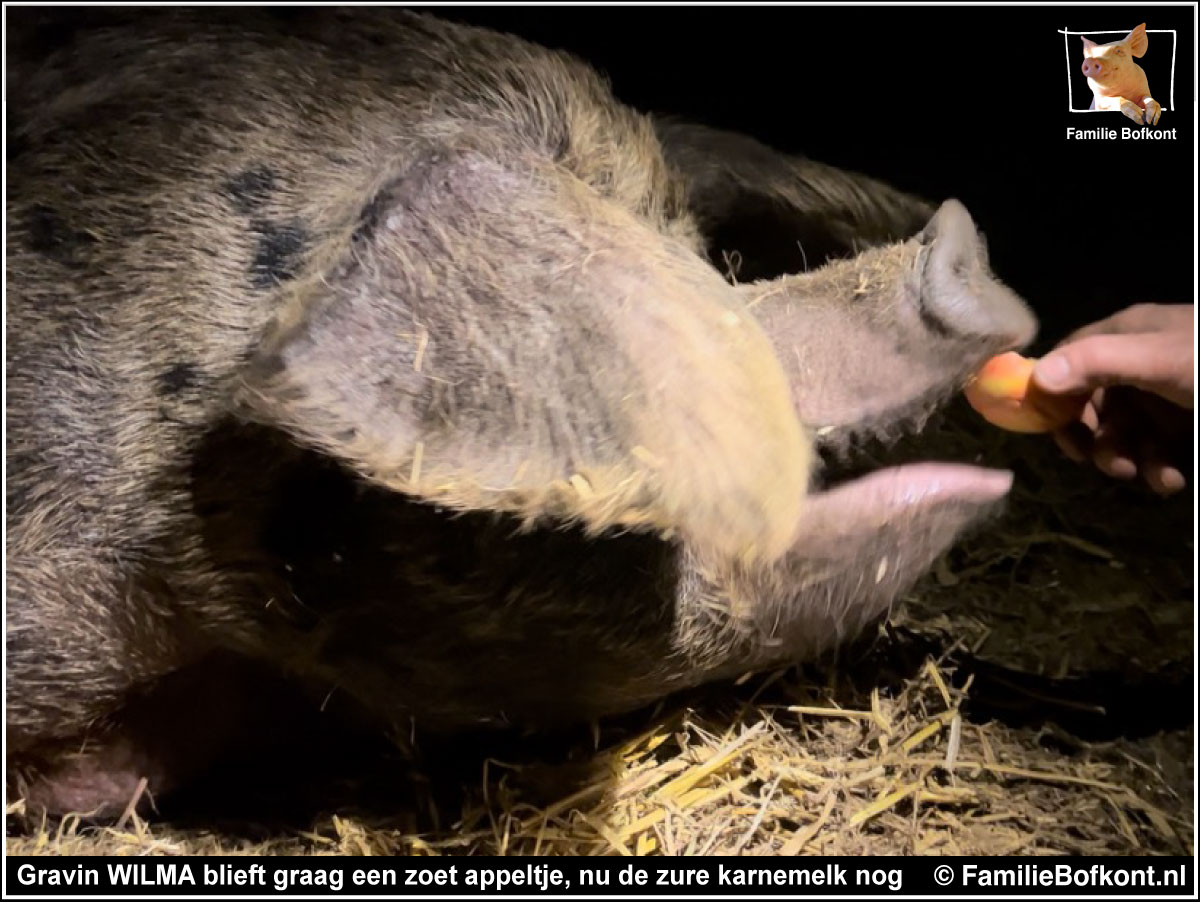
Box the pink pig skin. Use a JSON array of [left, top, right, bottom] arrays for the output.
[[1081, 23, 1162, 126]]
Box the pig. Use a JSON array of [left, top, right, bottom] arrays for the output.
[[1080, 23, 1162, 126], [4, 8, 1038, 822]]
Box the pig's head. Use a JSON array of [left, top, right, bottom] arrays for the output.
[[750, 199, 1035, 439], [1080, 24, 1148, 84], [719, 199, 1038, 668]]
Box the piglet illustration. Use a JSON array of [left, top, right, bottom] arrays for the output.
[[1081, 23, 1162, 125]]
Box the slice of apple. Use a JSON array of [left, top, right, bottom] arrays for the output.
[[964, 352, 1087, 434]]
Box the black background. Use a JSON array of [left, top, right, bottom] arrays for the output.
[[7, 3, 1196, 345], [442, 3, 1196, 348]]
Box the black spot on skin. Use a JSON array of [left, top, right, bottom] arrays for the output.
[[225, 166, 278, 216], [250, 220, 307, 289], [158, 362, 199, 396], [352, 185, 396, 247], [26, 205, 97, 268], [352, 156, 443, 246], [241, 350, 287, 383]]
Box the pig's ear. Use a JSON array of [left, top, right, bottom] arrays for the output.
[[1080, 35, 1098, 55], [233, 146, 811, 564], [1126, 23, 1148, 57]]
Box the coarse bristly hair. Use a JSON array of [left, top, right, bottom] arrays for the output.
[[6, 7, 1035, 823]]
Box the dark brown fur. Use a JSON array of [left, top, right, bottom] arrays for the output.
[[5, 9, 1035, 819]]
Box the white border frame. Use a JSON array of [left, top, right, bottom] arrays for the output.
[[1061, 27, 1177, 113]]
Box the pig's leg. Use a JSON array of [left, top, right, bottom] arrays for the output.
[[6, 561, 196, 750], [1118, 98, 1145, 124], [9, 649, 298, 823], [5, 558, 213, 819], [235, 144, 811, 564], [653, 118, 934, 280], [1143, 97, 1162, 126]]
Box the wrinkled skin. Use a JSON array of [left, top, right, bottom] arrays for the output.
[[5, 9, 1037, 820]]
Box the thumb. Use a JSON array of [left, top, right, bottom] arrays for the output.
[[1032, 332, 1193, 408]]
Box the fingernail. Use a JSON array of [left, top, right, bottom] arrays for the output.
[[1104, 456, 1138, 480], [1035, 354, 1070, 388], [1157, 468, 1187, 495]]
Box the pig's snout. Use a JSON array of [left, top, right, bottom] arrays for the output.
[[1081, 58, 1105, 79], [917, 199, 1038, 351]]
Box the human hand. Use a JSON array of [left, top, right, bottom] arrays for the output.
[[1030, 303, 1194, 495]]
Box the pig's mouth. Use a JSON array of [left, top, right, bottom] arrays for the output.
[[797, 357, 1018, 554], [778, 197, 1037, 557], [720, 402, 1017, 674], [800, 350, 1019, 542], [768, 412, 1015, 646], [805, 418, 1014, 540], [806, 380, 1011, 508], [770, 403, 1016, 644]]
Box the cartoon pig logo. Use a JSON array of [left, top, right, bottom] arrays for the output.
[[1081, 23, 1162, 125]]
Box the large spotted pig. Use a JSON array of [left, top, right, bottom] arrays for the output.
[[5, 9, 1036, 819]]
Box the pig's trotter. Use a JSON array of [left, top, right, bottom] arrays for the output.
[[1119, 99, 1145, 125], [235, 146, 811, 564], [1143, 98, 1162, 126]]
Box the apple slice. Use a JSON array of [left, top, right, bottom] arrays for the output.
[[964, 352, 1086, 434]]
